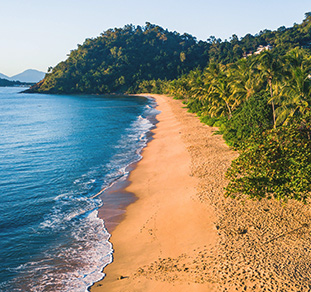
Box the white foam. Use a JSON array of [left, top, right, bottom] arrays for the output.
[[40, 195, 103, 230], [10, 100, 159, 292], [12, 210, 113, 292]]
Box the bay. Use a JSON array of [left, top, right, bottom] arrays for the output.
[[0, 87, 156, 291]]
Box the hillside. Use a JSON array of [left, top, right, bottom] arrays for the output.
[[0, 73, 9, 79], [27, 14, 311, 95], [27, 23, 211, 94]]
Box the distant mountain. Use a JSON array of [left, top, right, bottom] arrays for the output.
[[0, 73, 9, 79], [10, 69, 46, 83]]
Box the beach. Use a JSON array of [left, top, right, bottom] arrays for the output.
[[91, 94, 311, 292], [91, 94, 223, 291]]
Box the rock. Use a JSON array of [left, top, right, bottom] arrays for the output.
[[117, 275, 128, 280]]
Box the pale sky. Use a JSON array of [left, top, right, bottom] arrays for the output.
[[0, 0, 310, 76]]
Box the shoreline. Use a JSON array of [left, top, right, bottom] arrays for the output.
[[97, 95, 158, 233], [90, 93, 311, 291], [90, 94, 219, 291]]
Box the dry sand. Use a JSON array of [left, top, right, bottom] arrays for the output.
[[91, 94, 311, 292]]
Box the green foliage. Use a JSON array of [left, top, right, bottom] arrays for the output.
[[222, 93, 273, 147], [225, 122, 311, 202], [164, 12, 311, 202], [136, 79, 169, 94], [186, 98, 205, 113], [28, 13, 311, 96], [200, 115, 227, 127], [28, 23, 210, 94]]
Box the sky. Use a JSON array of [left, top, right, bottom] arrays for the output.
[[0, 0, 310, 76]]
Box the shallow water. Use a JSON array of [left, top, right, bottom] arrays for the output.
[[0, 87, 157, 291]]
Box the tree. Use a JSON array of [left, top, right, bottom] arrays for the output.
[[229, 58, 262, 103], [275, 48, 311, 125], [257, 50, 283, 127], [27, 23, 210, 94], [209, 66, 236, 119]]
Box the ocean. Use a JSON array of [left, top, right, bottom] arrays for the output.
[[0, 87, 157, 291]]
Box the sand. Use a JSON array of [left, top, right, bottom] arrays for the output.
[[91, 94, 311, 292]]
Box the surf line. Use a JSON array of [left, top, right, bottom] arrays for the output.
[[89, 171, 129, 200], [90, 185, 111, 199]]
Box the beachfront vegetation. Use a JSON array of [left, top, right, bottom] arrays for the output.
[[28, 13, 311, 95], [28, 13, 311, 202], [177, 49, 310, 201], [155, 16, 311, 202], [165, 51, 311, 202]]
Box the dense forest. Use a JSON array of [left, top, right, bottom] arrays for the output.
[[27, 23, 211, 94], [28, 13, 311, 94], [28, 13, 311, 202]]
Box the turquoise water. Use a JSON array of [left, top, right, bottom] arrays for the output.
[[0, 87, 156, 291]]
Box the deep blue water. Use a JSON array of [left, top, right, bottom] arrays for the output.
[[0, 87, 156, 291]]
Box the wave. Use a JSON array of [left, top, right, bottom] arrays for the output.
[[5, 99, 159, 292], [8, 210, 113, 292]]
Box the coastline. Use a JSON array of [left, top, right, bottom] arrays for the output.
[[90, 93, 311, 291], [90, 94, 220, 291], [96, 95, 158, 232], [96, 95, 158, 233]]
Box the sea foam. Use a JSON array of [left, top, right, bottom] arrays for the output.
[[0, 92, 158, 292]]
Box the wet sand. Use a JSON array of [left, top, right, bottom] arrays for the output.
[[91, 94, 311, 291]]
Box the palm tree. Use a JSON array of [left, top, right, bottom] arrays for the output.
[[187, 69, 208, 100], [209, 67, 236, 119], [229, 58, 263, 103], [276, 48, 311, 125], [257, 50, 283, 127]]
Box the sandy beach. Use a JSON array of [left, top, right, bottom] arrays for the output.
[[91, 94, 311, 292]]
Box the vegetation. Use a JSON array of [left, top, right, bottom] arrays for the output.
[[27, 23, 211, 94], [145, 13, 311, 202], [28, 13, 311, 202], [29, 13, 311, 95], [226, 120, 311, 202], [162, 47, 311, 202]]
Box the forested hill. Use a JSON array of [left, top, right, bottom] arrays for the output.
[[27, 23, 210, 94], [28, 14, 311, 94]]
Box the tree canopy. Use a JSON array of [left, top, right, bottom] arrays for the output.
[[28, 13, 311, 95], [161, 47, 311, 202], [27, 23, 211, 94]]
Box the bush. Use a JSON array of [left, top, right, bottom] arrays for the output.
[[222, 93, 273, 148], [186, 98, 204, 113], [225, 123, 311, 202]]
